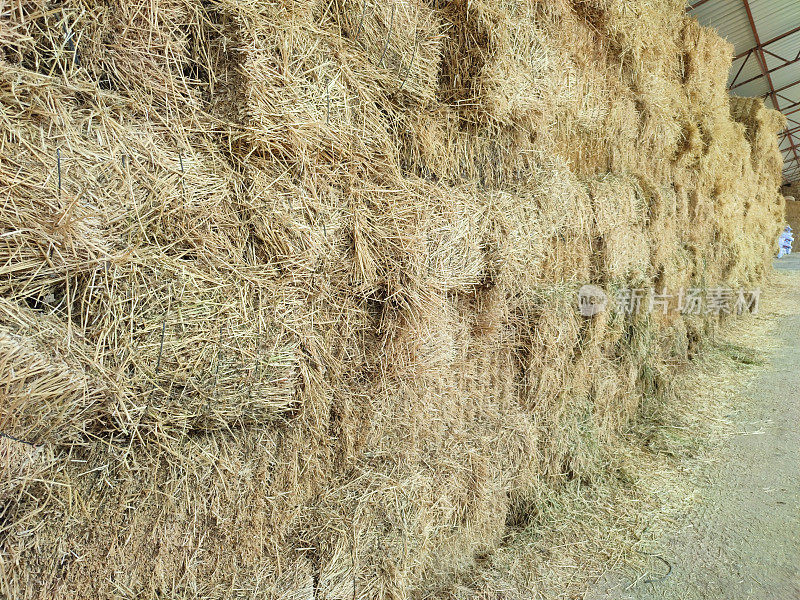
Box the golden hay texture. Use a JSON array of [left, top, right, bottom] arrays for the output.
[[0, 0, 787, 598]]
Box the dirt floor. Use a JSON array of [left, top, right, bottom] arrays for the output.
[[587, 256, 800, 599]]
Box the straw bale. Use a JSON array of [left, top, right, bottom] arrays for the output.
[[0, 298, 108, 445], [0, 0, 789, 598], [786, 197, 800, 235], [3, 0, 202, 111], [333, 0, 443, 102], [0, 433, 52, 503], [731, 96, 786, 193], [588, 175, 651, 283]]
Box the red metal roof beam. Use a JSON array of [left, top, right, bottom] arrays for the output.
[[734, 24, 800, 60], [779, 125, 800, 138], [730, 54, 800, 91], [770, 79, 800, 96]]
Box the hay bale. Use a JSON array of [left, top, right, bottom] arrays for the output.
[[728, 96, 786, 272], [0, 299, 107, 445], [3, 0, 203, 111], [0, 434, 47, 500], [785, 197, 800, 235], [0, 0, 788, 597]]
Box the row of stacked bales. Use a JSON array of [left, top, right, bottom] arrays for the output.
[[729, 96, 788, 262], [0, 0, 786, 598], [782, 181, 800, 234]]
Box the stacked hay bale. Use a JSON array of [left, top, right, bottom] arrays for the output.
[[730, 96, 787, 262], [0, 0, 786, 598], [785, 197, 800, 238], [783, 181, 800, 236]]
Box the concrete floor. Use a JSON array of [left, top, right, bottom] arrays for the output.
[[773, 252, 800, 270]]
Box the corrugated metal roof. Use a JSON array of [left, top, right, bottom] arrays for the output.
[[688, 0, 800, 183], [749, 0, 800, 41], [730, 56, 766, 94]]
